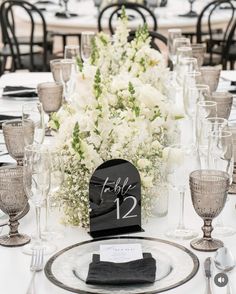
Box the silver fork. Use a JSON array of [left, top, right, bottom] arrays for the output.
[[26, 248, 44, 294]]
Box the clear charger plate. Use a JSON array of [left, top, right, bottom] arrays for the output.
[[45, 236, 199, 294]]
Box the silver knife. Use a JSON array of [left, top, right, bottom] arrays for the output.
[[204, 257, 213, 294]]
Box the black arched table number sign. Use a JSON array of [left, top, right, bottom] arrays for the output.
[[89, 159, 144, 238]]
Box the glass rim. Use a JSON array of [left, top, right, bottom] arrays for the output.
[[204, 117, 228, 124], [50, 59, 62, 64], [184, 71, 201, 77], [2, 118, 22, 127], [188, 84, 210, 91], [189, 169, 229, 181], [173, 37, 190, 43], [37, 82, 63, 90], [177, 46, 192, 52], [197, 100, 217, 107], [191, 43, 206, 48], [200, 66, 221, 72], [212, 91, 233, 98], [210, 130, 232, 138]]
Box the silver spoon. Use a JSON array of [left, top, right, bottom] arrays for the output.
[[214, 247, 235, 294]]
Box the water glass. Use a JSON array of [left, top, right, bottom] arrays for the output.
[[81, 31, 95, 63], [211, 91, 233, 120], [191, 43, 206, 67], [176, 57, 198, 86], [200, 66, 221, 93], [22, 102, 45, 145]]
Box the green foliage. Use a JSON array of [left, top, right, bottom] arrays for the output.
[[93, 68, 102, 99], [76, 56, 83, 72]]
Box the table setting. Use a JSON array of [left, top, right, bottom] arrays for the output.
[[1, 10, 236, 294]]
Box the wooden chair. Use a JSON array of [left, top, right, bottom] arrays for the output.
[[98, 2, 157, 34]]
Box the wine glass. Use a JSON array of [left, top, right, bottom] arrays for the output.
[[42, 150, 64, 240], [172, 37, 191, 69], [22, 144, 56, 255], [211, 91, 233, 120], [176, 57, 198, 86], [64, 45, 80, 60], [37, 82, 63, 135], [180, 0, 198, 18], [191, 43, 206, 67], [200, 66, 221, 93], [166, 144, 199, 240], [167, 28, 182, 66], [22, 102, 45, 145], [208, 130, 235, 236], [81, 32, 95, 63]]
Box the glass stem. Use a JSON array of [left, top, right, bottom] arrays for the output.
[[35, 206, 41, 243], [177, 191, 185, 230], [44, 196, 50, 232]]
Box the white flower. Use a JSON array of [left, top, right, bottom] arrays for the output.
[[137, 158, 152, 169]]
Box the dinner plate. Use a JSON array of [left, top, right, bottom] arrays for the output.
[[45, 236, 199, 294]]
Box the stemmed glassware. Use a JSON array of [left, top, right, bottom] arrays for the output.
[[50, 59, 62, 83], [0, 166, 30, 247], [190, 170, 229, 251], [191, 43, 206, 67], [208, 130, 236, 236], [37, 82, 63, 135], [166, 144, 199, 240], [198, 117, 228, 169], [64, 45, 80, 60], [180, 0, 198, 18], [42, 150, 64, 240], [211, 91, 233, 120], [23, 145, 56, 255], [22, 102, 45, 145], [2, 119, 34, 166], [81, 32, 95, 63], [176, 57, 198, 86], [60, 59, 76, 103], [167, 28, 182, 67], [200, 66, 221, 93], [172, 37, 191, 69]]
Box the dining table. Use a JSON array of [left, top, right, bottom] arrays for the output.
[[0, 71, 236, 294], [15, 0, 235, 36]]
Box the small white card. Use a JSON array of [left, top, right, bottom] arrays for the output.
[[100, 243, 143, 263]]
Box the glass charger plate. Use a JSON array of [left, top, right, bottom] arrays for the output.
[[45, 236, 199, 294]]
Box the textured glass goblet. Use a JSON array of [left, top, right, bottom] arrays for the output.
[[211, 91, 233, 120], [64, 45, 80, 60], [200, 66, 221, 93], [190, 170, 229, 251], [50, 59, 62, 83], [2, 119, 34, 165], [191, 43, 206, 67], [0, 166, 30, 247], [37, 82, 63, 135]]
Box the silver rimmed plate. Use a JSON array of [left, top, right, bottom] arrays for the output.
[[45, 236, 199, 294]]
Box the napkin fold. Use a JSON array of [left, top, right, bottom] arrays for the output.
[[3, 86, 37, 97], [86, 253, 156, 285], [55, 12, 78, 18]]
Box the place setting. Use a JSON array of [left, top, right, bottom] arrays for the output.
[[1, 1, 236, 294]]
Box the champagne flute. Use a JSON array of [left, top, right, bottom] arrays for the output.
[[168, 28, 182, 65], [208, 130, 235, 236], [23, 145, 56, 255], [42, 150, 64, 240], [166, 144, 199, 239], [81, 32, 95, 63], [60, 59, 76, 103], [22, 102, 45, 145]]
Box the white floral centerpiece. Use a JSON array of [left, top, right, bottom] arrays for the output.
[[51, 11, 179, 227]]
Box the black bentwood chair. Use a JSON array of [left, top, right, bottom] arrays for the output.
[[0, 0, 54, 72], [98, 2, 157, 34], [196, 0, 235, 68]]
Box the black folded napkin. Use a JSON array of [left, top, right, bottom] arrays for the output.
[[86, 253, 156, 285], [55, 12, 78, 18], [0, 114, 22, 129], [3, 86, 37, 98]]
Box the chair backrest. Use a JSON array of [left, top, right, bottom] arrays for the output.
[[196, 0, 235, 44], [128, 30, 167, 52], [98, 2, 157, 34], [222, 17, 236, 68], [0, 0, 48, 71]]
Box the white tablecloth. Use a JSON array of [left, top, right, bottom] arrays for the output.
[[17, 0, 234, 35], [0, 72, 236, 294]]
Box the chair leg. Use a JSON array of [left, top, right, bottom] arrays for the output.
[[230, 60, 235, 70]]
